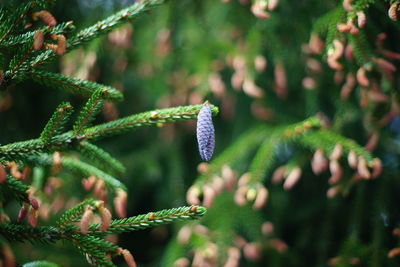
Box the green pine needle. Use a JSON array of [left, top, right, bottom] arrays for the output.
[[88, 205, 207, 235], [40, 102, 73, 143], [0, 104, 218, 161], [78, 142, 126, 176], [73, 88, 108, 136], [299, 130, 373, 162], [57, 198, 97, 228], [27, 70, 123, 101], [3, 175, 30, 204]]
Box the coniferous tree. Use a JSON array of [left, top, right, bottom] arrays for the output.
[[1, 0, 400, 266]]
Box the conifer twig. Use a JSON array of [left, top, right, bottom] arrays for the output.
[[26, 70, 123, 101], [0, 104, 219, 161], [28, 0, 164, 70]]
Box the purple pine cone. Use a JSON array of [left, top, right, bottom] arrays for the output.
[[196, 104, 215, 161]]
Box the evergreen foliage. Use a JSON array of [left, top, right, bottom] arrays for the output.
[[1, 0, 400, 266]]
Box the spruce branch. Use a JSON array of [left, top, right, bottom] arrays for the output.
[[87, 205, 207, 235], [193, 126, 268, 187], [3, 175, 30, 204], [73, 89, 107, 136], [0, 224, 61, 244], [312, 7, 342, 35], [33, 154, 127, 192], [348, 32, 373, 65], [78, 142, 126, 176], [26, 70, 123, 101], [82, 104, 219, 140], [67, 0, 164, 50], [61, 156, 127, 191], [0, 1, 44, 45], [69, 234, 117, 267], [0, 104, 218, 161], [56, 198, 97, 228], [299, 130, 374, 162], [40, 102, 73, 143], [0, 22, 74, 50], [248, 135, 278, 186], [28, 0, 164, 70]]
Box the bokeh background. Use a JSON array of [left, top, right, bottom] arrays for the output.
[[2, 0, 400, 266]]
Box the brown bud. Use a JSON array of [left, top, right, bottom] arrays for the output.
[[274, 62, 287, 99], [283, 167, 302, 190], [357, 157, 371, 179], [28, 208, 38, 227], [234, 186, 248, 206], [251, 2, 270, 19], [55, 34, 66, 56], [388, 247, 400, 258], [80, 206, 94, 234], [174, 257, 190, 267], [309, 34, 324, 54], [243, 243, 261, 261], [254, 55, 267, 72], [365, 132, 379, 152], [328, 160, 343, 184], [0, 164, 6, 183], [337, 23, 351, 33], [340, 73, 356, 100], [231, 71, 245, 90], [82, 175, 97, 191], [17, 203, 29, 222], [114, 189, 127, 218], [33, 30, 44, 50], [186, 186, 201, 205], [211, 176, 224, 194], [177, 226, 192, 244], [1, 245, 15, 267], [243, 79, 264, 98], [269, 238, 288, 253], [121, 249, 137, 267], [356, 67, 369, 87], [272, 166, 286, 184], [347, 150, 358, 169], [357, 11, 366, 28], [202, 185, 216, 208], [261, 221, 274, 235], [9, 162, 22, 179], [32, 11, 57, 26], [330, 144, 343, 160], [371, 158, 382, 178], [393, 228, 400, 236], [253, 186, 269, 209], [327, 57, 343, 70], [373, 57, 397, 72], [197, 162, 209, 173], [382, 49, 400, 60], [52, 151, 62, 174], [194, 224, 209, 236], [227, 247, 241, 260], [238, 172, 250, 187], [29, 195, 40, 210], [302, 77, 315, 90], [327, 185, 341, 199], [93, 179, 106, 200], [222, 165, 236, 190], [312, 148, 328, 175], [389, 3, 399, 21], [268, 0, 279, 10], [343, 0, 352, 12], [98, 205, 112, 231]]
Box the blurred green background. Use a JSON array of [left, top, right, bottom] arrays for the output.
[[2, 0, 400, 266]]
